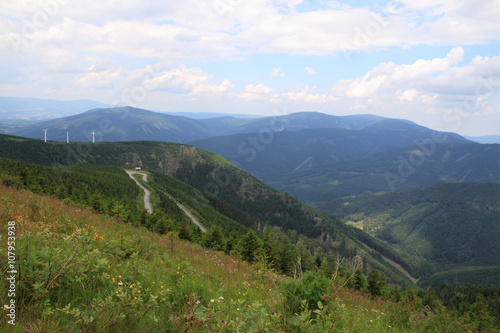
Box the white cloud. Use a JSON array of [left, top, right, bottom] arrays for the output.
[[271, 67, 285, 77], [143, 65, 233, 95], [75, 66, 125, 88], [305, 66, 316, 74], [239, 83, 273, 100], [284, 85, 339, 103], [334, 47, 467, 98]]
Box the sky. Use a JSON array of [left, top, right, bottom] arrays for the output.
[[1, 0, 500, 136]]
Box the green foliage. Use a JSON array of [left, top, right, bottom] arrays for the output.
[[323, 182, 500, 286], [237, 230, 262, 262], [352, 268, 367, 292], [367, 269, 385, 298], [202, 225, 225, 251], [273, 143, 500, 203], [1, 185, 498, 332], [283, 271, 330, 314]]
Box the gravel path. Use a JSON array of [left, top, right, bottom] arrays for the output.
[[126, 170, 153, 214], [125, 170, 206, 233]]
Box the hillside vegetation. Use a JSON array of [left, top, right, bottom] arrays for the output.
[[1, 183, 498, 332], [0, 108, 389, 143], [271, 143, 500, 204], [319, 183, 500, 286], [0, 134, 429, 283], [190, 120, 469, 181]]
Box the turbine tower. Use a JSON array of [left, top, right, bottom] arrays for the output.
[[92, 130, 95, 143], [42, 129, 48, 143], [67, 131, 69, 144]]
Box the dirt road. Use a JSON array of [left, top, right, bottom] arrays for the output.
[[126, 170, 153, 214]]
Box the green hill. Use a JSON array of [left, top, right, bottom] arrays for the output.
[[2, 182, 496, 332], [270, 143, 500, 204], [0, 133, 425, 285], [318, 183, 500, 285], [0, 107, 393, 143], [189, 122, 469, 181]]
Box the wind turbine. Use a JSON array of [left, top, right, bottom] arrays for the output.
[[67, 131, 69, 144], [42, 129, 48, 143], [92, 130, 95, 143]]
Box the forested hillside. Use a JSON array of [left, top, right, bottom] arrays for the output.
[[2, 182, 497, 331], [271, 143, 500, 204], [320, 183, 500, 285], [0, 134, 423, 284], [190, 122, 469, 181]]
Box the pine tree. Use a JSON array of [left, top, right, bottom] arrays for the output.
[[367, 268, 385, 298], [239, 230, 261, 262]]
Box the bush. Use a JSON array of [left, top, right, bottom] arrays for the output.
[[283, 270, 330, 313]]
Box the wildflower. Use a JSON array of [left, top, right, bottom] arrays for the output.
[[118, 281, 123, 286], [161, 286, 164, 289], [196, 301, 201, 305], [219, 296, 224, 300], [138, 290, 141, 293], [210, 299, 214, 303]]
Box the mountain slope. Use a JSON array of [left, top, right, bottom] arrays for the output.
[[0, 133, 426, 283], [1, 182, 490, 332], [319, 182, 500, 285], [1, 106, 216, 143], [270, 143, 500, 204], [189, 121, 471, 181], [0, 107, 393, 143]]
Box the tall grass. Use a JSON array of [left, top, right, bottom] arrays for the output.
[[0, 184, 485, 332]]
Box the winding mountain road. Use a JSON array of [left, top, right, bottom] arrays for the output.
[[125, 170, 206, 233], [126, 170, 153, 214]]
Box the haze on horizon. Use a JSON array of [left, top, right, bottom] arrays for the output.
[[1, 0, 500, 136]]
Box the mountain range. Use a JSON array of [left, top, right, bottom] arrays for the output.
[[0, 106, 392, 143], [1, 99, 499, 288]]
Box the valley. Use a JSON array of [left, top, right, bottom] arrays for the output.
[[1, 105, 499, 331]]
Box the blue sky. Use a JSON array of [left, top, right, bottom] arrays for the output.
[[0, 0, 499, 135]]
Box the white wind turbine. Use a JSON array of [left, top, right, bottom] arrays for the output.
[[42, 128, 48, 143]]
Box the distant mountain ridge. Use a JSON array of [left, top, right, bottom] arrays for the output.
[[0, 106, 394, 143], [189, 119, 471, 181], [0, 96, 111, 123], [466, 135, 500, 144]]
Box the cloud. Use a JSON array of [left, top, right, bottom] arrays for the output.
[[334, 47, 466, 98], [271, 67, 285, 77], [143, 65, 233, 95], [305, 66, 316, 74], [284, 85, 339, 103], [239, 83, 273, 100]]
